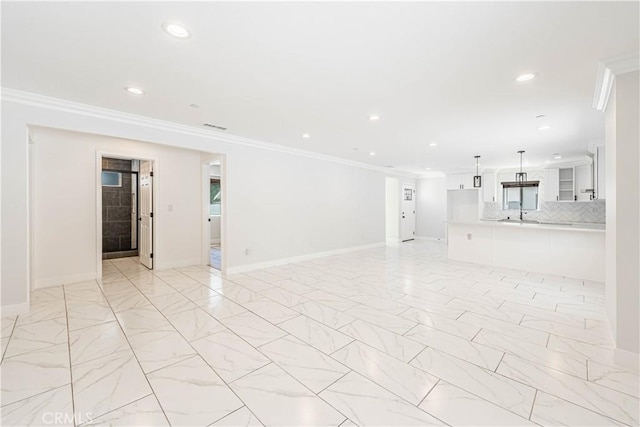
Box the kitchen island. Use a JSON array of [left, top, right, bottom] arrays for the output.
[[447, 220, 605, 282]]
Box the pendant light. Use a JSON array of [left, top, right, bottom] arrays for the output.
[[473, 155, 482, 187], [516, 150, 527, 184]]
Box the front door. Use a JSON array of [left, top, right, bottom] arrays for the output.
[[139, 160, 153, 269], [401, 184, 416, 242]]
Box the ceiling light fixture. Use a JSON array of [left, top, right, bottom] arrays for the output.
[[190, 104, 199, 108], [162, 22, 191, 39], [537, 125, 552, 131], [368, 115, 380, 121], [125, 87, 144, 95], [302, 133, 310, 139], [553, 153, 562, 160], [516, 73, 536, 82], [369, 152, 376, 156], [429, 142, 437, 147]]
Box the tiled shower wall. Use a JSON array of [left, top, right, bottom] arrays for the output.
[[102, 158, 134, 252], [482, 168, 606, 223]]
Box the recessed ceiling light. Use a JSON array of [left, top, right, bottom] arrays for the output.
[[429, 142, 437, 147], [190, 104, 199, 108], [125, 87, 144, 95], [553, 153, 562, 160], [302, 133, 310, 139], [516, 73, 536, 82], [424, 167, 432, 170], [368, 115, 380, 121], [369, 152, 376, 156], [162, 22, 191, 39], [538, 125, 552, 131]]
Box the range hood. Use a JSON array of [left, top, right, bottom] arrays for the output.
[[500, 150, 540, 188]]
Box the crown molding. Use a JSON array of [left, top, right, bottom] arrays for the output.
[[1, 88, 419, 179], [593, 52, 639, 112]]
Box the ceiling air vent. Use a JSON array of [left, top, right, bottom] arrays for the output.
[[203, 123, 227, 131]]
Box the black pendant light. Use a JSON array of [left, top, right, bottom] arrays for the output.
[[516, 150, 527, 184], [473, 155, 482, 187]]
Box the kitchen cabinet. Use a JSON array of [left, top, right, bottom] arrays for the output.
[[544, 168, 560, 202], [446, 173, 476, 190], [545, 164, 594, 202], [594, 146, 606, 200], [575, 164, 594, 201], [482, 172, 497, 202]]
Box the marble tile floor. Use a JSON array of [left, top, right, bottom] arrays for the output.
[[1, 241, 638, 426]]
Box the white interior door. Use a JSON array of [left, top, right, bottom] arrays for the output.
[[401, 184, 416, 242], [139, 161, 153, 269]]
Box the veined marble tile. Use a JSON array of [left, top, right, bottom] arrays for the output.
[[400, 308, 479, 339], [164, 307, 227, 341], [406, 325, 503, 371], [530, 391, 625, 426], [347, 294, 408, 315], [457, 312, 548, 346], [148, 292, 197, 316], [259, 335, 349, 393], [0, 384, 74, 427], [319, 371, 444, 426], [411, 347, 536, 418], [220, 311, 286, 347], [64, 288, 108, 307], [4, 317, 67, 358], [192, 329, 270, 383], [134, 281, 177, 298], [163, 279, 202, 294], [1, 343, 70, 407], [241, 298, 300, 324], [1, 337, 8, 362], [115, 306, 173, 337], [271, 279, 315, 295], [259, 287, 309, 307], [80, 395, 169, 427], [446, 297, 523, 324], [196, 276, 232, 290], [588, 359, 640, 398], [1, 316, 17, 338], [231, 363, 345, 426], [105, 289, 151, 312], [216, 283, 263, 305], [70, 321, 129, 365], [419, 382, 537, 426], [279, 315, 352, 354], [292, 300, 356, 329], [497, 354, 639, 425], [437, 288, 502, 308], [72, 350, 151, 420], [500, 300, 586, 328], [210, 407, 263, 426], [98, 279, 137, 297], [339, 319, 424, 363], [128, 329, 195, 373], [67, 303, 116, 331], [474, 329, 587, 379], [15, 300, 67, 326], [231, 277, 275, 292], [148, 356, 243, 426], [546, 334, 629, 370], [198, 294, 247, 319], [520, 316, 613, 346], [179, 284, 221, 302], [556, 302, 605, 320], [345, 305, 416, 335], [332, 341, 438, 405], [302, 290, 359, 311], [30, 286, 64, 305]]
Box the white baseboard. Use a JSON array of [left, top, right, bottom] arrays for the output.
[[34, 272, 97, 289], [226, 242, 385, 275], [1, 302, 30, 317], [613, 347, 640, 371]]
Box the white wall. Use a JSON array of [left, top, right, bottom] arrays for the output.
[[385, 177, 400, 243], [606, 71, 639, 355], [30, 127, 204, 288], [416, 177, 446, 239], [1, 94, 393, 309]]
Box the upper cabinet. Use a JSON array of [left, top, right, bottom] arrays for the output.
[[446, 173, 476, 190], [482, 172, 497, 202], [545, 163, 595, 202]]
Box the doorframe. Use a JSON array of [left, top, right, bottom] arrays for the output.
[[96, 151, 158, 279], [201, 154, 226, 275], [400, 183, 416, 242]]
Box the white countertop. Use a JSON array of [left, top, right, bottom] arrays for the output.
[[447, 219, 605, 233]]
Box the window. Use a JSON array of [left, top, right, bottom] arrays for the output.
[[502, 184, 539, 210], [101, 171, 122, 187], [210, 179, 221, 216]]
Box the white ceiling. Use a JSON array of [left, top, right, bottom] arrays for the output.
[[2, 2, 638, 174]]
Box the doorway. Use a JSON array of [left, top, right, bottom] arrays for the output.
[[401, 184, 416, 242], [100, 156, 154, 270], [208, 160, 222, 270]]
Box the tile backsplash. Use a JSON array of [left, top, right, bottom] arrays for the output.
[[483, 200, 605, 223]]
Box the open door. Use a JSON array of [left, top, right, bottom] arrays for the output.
[[139, 160, 153, 269], [401, 184, 416, 242]]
